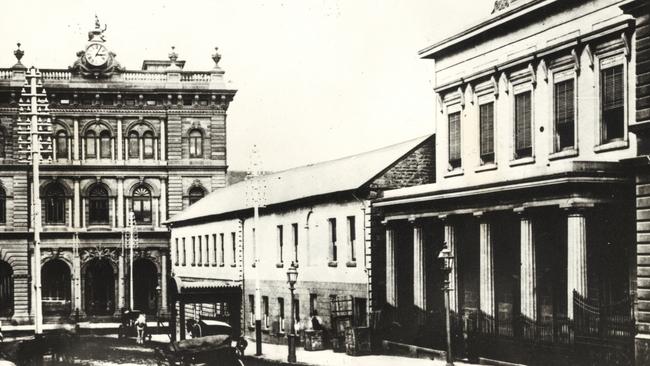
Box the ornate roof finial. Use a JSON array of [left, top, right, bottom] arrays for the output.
[[492, 0, 511, 13], [169, 46, 178, 63], [88, 15, 107, 42], [95, 14, 101, 29], [167, 46, 181, 71], [212, 47, 222, 69], [13, 42, 26, 69]]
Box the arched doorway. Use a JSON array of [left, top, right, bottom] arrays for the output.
[[84, 258, 115, 316], [133, 258, 158, 314], [42, 259, 72, 316], [0, 260, 13, 316]]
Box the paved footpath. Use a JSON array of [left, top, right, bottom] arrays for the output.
[[238, 339, 481, 366]]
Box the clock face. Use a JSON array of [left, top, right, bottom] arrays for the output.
[[85, 44, 109, 67]]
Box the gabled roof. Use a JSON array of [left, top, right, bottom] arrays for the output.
[[166, 134, 433, 225]]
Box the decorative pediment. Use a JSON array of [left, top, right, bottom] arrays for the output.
[[81, 245, 118, 264]]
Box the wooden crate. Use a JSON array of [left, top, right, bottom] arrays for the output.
[[331, 335, 346, 353], [304, 330, 325, 351], [345, 327, 371, 356]]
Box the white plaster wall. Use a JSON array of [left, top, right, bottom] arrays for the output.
[[244, 198, 367, 286]]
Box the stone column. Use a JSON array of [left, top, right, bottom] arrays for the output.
[[117, 118, 123, 162], [153, 198, 160, 227], [73, 119, 80, 162], [67, 198, 73, 229], [412, 221, 426, 310], [159, 178, 167, 224], [518, 209, 537, 321], [73, 179, 81, 228], [118, 249, 125, 310], [477, 213, 495, 319], [441, 216, 459, 312], [567, 209, 588, 319], [117, 178, 124, 228], [160, 120, 166, 161], [385, 227, 397, 307]]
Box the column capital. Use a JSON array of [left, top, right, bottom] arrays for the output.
[[473, 211, 485, 218], [438, 214, 449, 221]]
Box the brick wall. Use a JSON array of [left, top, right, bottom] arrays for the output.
[[369, 136, 435, 191]]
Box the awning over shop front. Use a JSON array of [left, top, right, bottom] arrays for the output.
[[169, 275, 242, 302]]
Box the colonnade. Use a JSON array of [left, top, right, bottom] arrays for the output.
[[384, 208, 589, 320]]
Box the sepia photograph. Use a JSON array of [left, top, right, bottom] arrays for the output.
[[0, 0, 647, 365]]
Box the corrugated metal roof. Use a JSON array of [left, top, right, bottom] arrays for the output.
[[167, 134, 433, 225]]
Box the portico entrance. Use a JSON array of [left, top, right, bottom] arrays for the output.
[[42, 259, 72, 316], [133, 258, 158, 314]]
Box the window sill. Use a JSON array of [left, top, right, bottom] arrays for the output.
[[346, 261, 357, 268], [444, 168, 464, 178], [328, 261, 338, 267], [276, 263, 284, 268], [594, 139, 628, 153], [549, 148, 578, 161], [509, 156, 535, 167], [475, 163, 497, 173]]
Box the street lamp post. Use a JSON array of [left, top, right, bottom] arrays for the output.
[[438, 242, 454, 366], [286, 262, 298, 363]]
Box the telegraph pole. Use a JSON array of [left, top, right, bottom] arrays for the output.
[[128, 211, 136, 310], [247, 145, 265, 356], [18, 67, 53, 335]]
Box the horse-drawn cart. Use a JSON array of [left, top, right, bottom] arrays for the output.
[[155, 334, 246, 366]]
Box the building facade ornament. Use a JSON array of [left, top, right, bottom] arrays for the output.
[[70, 16, 124, 78], [81, 246, 118, 264], [492, 0, 511, 13]]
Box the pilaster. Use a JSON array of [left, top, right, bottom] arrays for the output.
[[441, 215, 458, 312], [566, 208, 588, 319], [477, 212, 495, 318], [412, 220, 426, 310], [385, 226, 397, 307], [517, 209, 537, 321]]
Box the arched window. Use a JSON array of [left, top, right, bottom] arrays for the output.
[[132, 186, 152, 224], [0, 129, 5, 158], [55, 131, 68, 160], [85, 131, 96, 158], [88, 185, 109, 225], [189, 186, 205, 205], [100, 131, 111, 159], [0, 261, 13, 316], [189, 130, 203, 158], [143, 131, 154, 159], [44, 184, 66, 224], [128, 131, 139, 159], [0, 187, 6, 224]]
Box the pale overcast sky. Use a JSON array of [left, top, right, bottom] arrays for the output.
[[0, 0, 492, 171]]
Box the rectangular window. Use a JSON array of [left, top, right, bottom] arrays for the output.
[[249, 295, 255, 326], [328, 218, 337, 262], [174, 238, 179, 266], [278, 298, 285, 333], [448, 112, 461, 169], [277, 225, 284, 265], [191, 236, 196, 266], [514, 91, 532, 158], [182, 238, 186, 266], [212, 234, 217, 266], [262, 296, 269, 328], [347, 216, 356, 262], [291, 223, 299, 264], [231, 232, 236, 266], [309, 293, 317, 317], [205, 234, 209, 266], [219, 233, 225, 266], [479, 102, 495, 164], [197, 235, 202, 266], [601, 64, 624, 142], [554, 79, 575, 151]]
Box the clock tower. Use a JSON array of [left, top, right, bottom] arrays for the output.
[[69, 16, 124, 78]]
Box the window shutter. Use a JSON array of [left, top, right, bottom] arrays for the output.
[[602, 65, 623, 111], [515, 92, 532, 153], [554, 79, 574, 150], [479, 103, 494, 156], [448, 112, 461, 162]]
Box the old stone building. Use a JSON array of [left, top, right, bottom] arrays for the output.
[[0, 18, 235, 324], [371, 0, 640, 365]]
